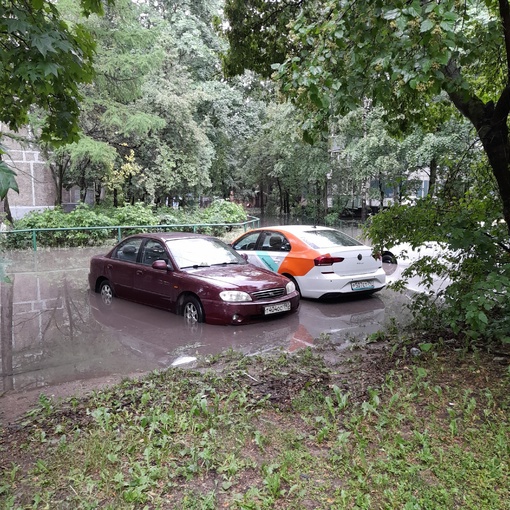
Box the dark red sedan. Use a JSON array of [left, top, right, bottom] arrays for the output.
[[88, 232, 300, 325]]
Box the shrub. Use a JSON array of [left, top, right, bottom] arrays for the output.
[[6, 205, 115, 249], [159, 200, 248, 236], [111, 203, 158, 228], [6, 201, 251, 249]]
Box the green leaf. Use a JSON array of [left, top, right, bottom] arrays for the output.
[[31, 33, 55, 57], [420, 20, 434, 33], [0, 164, 19, 200], [383, 9, 401, 20], [478, 311, 488, 325]]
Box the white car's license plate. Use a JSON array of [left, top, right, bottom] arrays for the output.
[[264, 301, 291, 315], [351, 280, 374, 291]]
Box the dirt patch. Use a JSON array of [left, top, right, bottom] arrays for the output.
[[1, 337, 508, 431], [0, 340, 391, 427]]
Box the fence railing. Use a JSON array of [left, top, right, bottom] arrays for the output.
[[2, 216, 261, 251]]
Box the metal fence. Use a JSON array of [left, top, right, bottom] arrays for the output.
[[2, 216, 261, 251]]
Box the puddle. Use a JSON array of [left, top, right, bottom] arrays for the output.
[[1, 248, 395, 395]]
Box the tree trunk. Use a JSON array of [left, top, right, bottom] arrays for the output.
[[378, 175, 385, 209], [481, 129, 510, 235], [52, 159, 69, 206], [49, 162, 64, 206], [315, 180, 323, 223], [428, 157, 437, 198], [3, 195, 13, 224], [95, 182, 101, 205], [276, 178, 283, 213], [284, 189, 290, 214], [259, 180, 265, 216], [447, 78, 510, 235], [361, 178, 370, 222], [56, 171, 63, 205], [1, 279, 14, 391]]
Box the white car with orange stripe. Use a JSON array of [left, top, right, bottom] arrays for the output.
[[232, 225, 386, 299]]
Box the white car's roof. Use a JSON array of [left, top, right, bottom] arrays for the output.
[[263, 225, 335, 233]]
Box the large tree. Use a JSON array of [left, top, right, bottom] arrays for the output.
[[0, 0, 112, 199], [222, 0, 510, 233]]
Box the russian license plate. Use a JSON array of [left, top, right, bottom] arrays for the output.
[[351, 280, 374, 291], [264, 301, 291, 315]]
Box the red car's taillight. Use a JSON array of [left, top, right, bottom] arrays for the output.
[[314, 255, 345, 266]]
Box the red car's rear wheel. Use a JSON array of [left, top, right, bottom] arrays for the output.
[[99, 280, 114, 306]]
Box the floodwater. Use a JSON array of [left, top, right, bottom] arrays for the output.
[[0, 246, 405, 396]]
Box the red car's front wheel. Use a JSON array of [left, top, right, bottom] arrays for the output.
[[182, 296, 204, 324]]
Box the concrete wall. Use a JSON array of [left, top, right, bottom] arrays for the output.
[[0, 124, 72, 219]]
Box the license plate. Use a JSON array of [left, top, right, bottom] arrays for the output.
[[351, 280, 374, 291], [264, 301, 291, 315]]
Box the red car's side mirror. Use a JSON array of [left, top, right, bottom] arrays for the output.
[[152, 260, 171, 271]]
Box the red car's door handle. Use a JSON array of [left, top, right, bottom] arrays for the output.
[[107, 264, 113, 270], [136, 270, 143, 275]]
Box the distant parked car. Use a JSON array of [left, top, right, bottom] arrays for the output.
[[88, 232, 299, 325], [231, 225, 386, 299], [381, 242, 454, 265]]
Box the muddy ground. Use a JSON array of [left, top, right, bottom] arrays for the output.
[[0, 332, 399, 426], [1, 333, 509, 434]]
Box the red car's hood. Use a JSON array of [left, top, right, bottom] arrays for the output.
[[186, 263, 287, 291]]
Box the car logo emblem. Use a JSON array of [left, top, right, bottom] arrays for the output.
[[357, 254, 362, 260]]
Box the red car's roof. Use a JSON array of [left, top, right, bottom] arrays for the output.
[[123, 232, 213, 241]]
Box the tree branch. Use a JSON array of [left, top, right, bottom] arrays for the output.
[[499, 0, 510, 83], [443, 59, 486, 129], [494, 83, 510, 125]]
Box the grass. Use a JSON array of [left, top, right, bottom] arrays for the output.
[[0, 340, 509, 509]]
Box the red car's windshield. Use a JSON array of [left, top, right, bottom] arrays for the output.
[[167, 237, 246, 269]]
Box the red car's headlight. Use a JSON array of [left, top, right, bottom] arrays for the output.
[[219, 291, 252, 302], [286, 281, 296, 294]]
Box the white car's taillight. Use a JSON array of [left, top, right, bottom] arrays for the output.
[[314, 255, 345, 266]]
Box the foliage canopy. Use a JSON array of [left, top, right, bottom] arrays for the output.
[[222, 0, 510, 232], [0, 0, 113, 199]]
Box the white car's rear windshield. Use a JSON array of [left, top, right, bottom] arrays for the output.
[[300, 230, 363, 249]]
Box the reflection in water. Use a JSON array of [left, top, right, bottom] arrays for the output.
[[1, 281, 14, 391], [0, 248, 388, 394]]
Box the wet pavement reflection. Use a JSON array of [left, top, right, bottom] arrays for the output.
[[0, 248, 398, 395]]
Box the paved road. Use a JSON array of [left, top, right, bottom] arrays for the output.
[[0, 247, 407, 396]]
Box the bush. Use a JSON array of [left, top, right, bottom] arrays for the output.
[[110, 203, 159, 236], [159, 200, 248, 236], [6, 201, 250, 249], [6, 205, 115, 249], [368, 197, 510, 345]]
